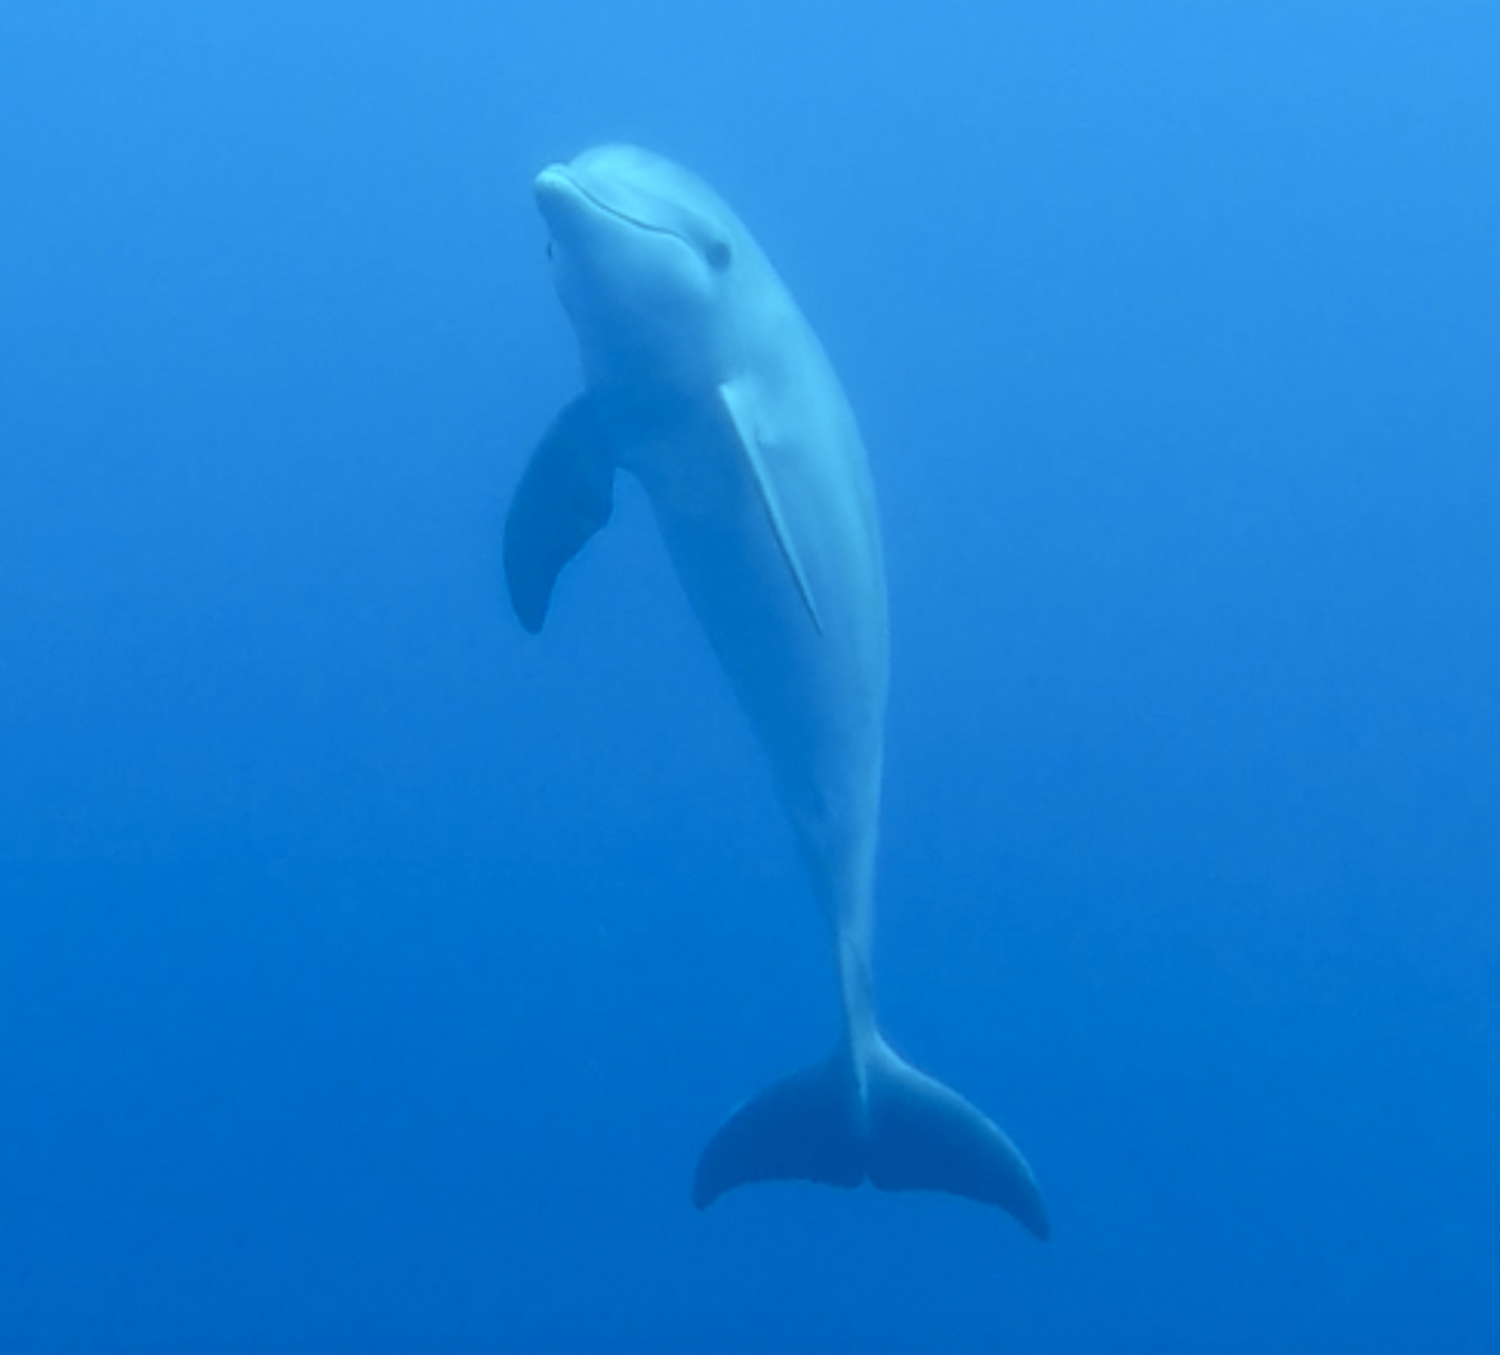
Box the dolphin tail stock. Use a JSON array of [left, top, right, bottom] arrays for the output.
[[693, 1036, 1049, 1239]]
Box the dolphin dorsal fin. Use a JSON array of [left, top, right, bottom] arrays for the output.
[[503, 392, 617, 632], [717, 380, 824, 636]]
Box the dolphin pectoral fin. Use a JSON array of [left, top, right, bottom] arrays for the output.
[[503, 394, 617, 632], [693, 1048, 862, 1208], [716, 381, 824, 636], [866, 1041, 1050, 1239]]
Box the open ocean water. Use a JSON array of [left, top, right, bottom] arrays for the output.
[[2, 2, 1497, 1350]]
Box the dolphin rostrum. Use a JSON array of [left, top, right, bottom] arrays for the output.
[[504, 144, 1048, 1238]]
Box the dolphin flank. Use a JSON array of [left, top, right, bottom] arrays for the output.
[[504, 144, 1048, 1239]]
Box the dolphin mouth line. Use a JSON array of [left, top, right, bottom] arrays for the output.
[[555, 172, 689, 248]]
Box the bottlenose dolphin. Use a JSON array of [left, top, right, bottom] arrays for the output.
[[505, 144, 1048, 1238]]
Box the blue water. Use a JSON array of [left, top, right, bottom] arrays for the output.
[[3, 2, 1497, 1349]]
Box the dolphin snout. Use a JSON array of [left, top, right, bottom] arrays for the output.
[[533, 165, 582, 236], [533, 165, 571, 202]]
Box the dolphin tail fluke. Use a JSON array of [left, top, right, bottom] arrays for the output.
[[693, 1039, 1049, 1239], [863, 1039, 1049, 1238], [693, 1048, 863, 1208]]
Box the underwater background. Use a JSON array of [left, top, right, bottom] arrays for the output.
[[2, 1, 1497, 1349]]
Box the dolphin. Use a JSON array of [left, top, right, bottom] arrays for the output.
[[504, 144, 1048, 1238]]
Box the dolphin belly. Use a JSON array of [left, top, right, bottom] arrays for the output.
[[624, 398, 885, 876]]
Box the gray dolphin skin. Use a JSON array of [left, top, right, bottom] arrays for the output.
[[504, 144, 1048, 1239]]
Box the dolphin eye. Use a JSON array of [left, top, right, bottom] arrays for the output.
[[705, 239, 732, 271]]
